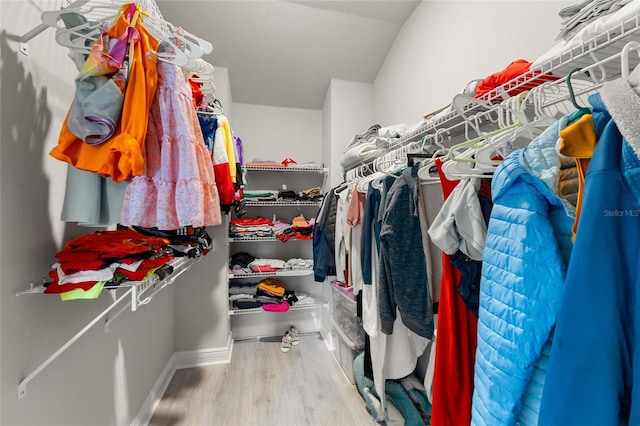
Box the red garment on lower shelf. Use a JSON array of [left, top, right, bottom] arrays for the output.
[[430, 158, 478, 426]]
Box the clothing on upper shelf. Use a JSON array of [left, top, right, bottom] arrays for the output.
[[474, 59, 558, 101]]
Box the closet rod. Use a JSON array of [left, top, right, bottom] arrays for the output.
[[18, 287, 134, 400]]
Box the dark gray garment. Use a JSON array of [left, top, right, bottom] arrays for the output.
[[378, 165, 434, 339]]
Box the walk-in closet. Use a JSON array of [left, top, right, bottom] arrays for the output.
[[3, 1, 640, 425]]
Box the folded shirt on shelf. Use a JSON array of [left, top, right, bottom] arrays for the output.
[[284, 258, 314, 270], [243, 190, 278, 201], [257, 277, 286, 297]]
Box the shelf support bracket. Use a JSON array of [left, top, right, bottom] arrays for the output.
[[17, 287, 134, 400]]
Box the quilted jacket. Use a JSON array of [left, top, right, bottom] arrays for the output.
[[471, 117, 576, 426]]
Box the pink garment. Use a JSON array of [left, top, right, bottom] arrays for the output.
[[262, 301, 290, 312], [346, 187, 366, 226], [121, 61, 222, 230]]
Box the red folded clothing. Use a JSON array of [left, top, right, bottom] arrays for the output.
[[230, 217, 274, 226], [475, 59, 558, 100]]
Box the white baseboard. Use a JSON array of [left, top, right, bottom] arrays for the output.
[[174, 332, 233, 369], [130, 333, 233, 426], [130, 355, 176, 426]]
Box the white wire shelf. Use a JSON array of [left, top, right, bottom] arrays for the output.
[[344, 7, 640, 181], [15, 257, 193, 297], [228, 236, 311, 242], [244, 200, 322, 206], [229, 301, 326, 316], [228, 269, 313, 279], [243, 165, 328, 174], [15, 255, 201, 399]]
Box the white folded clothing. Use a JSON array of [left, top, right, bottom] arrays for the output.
[[247, 258, 286, 270], [284, 258, 313, 270]]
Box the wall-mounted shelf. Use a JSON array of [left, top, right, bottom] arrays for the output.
[[228, 269, 313, 280], [228, 237, 310, 243], [15, 256, 202, 400], [244, 166, 328, 174], [244, 200, 322, 207], [229, 301, 326, 316]]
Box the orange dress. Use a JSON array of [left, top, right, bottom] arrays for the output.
[[50, 7, 159, 183]]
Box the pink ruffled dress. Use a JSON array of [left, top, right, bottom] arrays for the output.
[[121, 60, 222, 229]]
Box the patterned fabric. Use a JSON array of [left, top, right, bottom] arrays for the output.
[[120, 61, 221, 230]]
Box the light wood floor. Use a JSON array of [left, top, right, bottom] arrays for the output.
[[149, 333, 377, 426]]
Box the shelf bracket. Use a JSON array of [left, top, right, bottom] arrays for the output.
[[104, 259, 196, 332], [18, 287, 134, 400]]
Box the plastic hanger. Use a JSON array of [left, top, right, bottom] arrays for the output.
[[565, 67, 592, 124], [43, 0, 213, 68]]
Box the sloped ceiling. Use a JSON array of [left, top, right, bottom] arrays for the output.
[[157, 0, 420, 109]]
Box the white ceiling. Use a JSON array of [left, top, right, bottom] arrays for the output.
[[157, 0, 421, 109]]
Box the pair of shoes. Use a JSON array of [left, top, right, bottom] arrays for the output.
[[281, 330, 295, 353], [289, 325, 300, 346], [280, 326, 300, 353]]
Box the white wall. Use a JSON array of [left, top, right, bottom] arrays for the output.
[[325, 79, 374, 188], [373, 1, 574, 125], [231, 103, 322, 164], [174, 68, 231, 354]]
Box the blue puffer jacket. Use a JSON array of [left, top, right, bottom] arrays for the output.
[[471, 117, 575, 426]]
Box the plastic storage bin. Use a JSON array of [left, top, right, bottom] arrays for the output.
[[331, 284, 364, 346], [330, 317, 364, 384]]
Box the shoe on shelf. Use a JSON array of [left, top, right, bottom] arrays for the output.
[[289, 325, 300, 346], [281, 330, 294, 353]]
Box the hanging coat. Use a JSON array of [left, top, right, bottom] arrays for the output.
[[539, 85, 640, 424], [471, 117, 575, 426]]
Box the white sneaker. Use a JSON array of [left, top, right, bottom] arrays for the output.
[[281, 331, 294, 353], [289, 326, 300, 346]]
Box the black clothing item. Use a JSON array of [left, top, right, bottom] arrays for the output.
[[450, 250, 481, 317]]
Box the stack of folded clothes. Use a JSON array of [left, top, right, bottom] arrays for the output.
[[229, 252, 256, 274], [43, 229, 175, 300], [228, 279, 285, 310], [229, 217, 274, 238], [291, 215, 314, 240], [284, 258, 314, 271], [277, 189, 299, 202], [300, 186, 323, 201], [243, 190, 278, 202], [247, 258, 286, 273]]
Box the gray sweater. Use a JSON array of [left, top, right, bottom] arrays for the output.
[[378, 165, 434, 339]]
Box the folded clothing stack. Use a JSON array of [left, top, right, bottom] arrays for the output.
[[230, 216, 274, 238], [44, 229, 175, 301], [248, 258, 286, 273], [300, 186, 323, 201], [244, 190, 278, 202]]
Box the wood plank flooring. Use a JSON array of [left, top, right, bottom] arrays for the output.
[[149, 333, 377, 426]]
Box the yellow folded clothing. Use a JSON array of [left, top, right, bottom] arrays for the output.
[[257, 278, 286, 297]]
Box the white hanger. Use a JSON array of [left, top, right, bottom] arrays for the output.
[[417, 128, 450, 181], [42, 0, 213, 68]]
